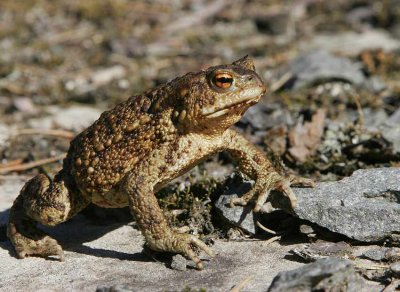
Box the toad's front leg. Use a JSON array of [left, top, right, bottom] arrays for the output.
[[122, 172, 214, 270], [222, 129, 314, 212]]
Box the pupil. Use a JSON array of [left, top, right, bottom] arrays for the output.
[[217, 77, 232, 84]]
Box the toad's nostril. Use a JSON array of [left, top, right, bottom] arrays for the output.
[[247, 76, 254, 81]]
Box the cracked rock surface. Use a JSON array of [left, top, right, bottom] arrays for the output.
[[217, 168, 400, 242], [289, 167, 400, 242]]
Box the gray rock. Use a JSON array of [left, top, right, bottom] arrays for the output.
[[268, 258, 369, 292], [170, 254, 187, 271], [214, 179, 257, 234], [241, 103, 293, 130], [363, 108, 389, 130], [390, 262, 400, 276], [363, 248, 387, 261], [28, 106, 102, 132], [366, 76, 387, 93], [217, 168, 400, 241], [363, 248, 386, 262], [380, 108, 400, 153], [288, 168, 400, 242], [362, 247, 400, 262], [387, 108, 400, 126], [301, 30, 400, 56], [281, 50, 366, 90]]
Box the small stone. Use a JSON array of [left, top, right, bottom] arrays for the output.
[[390, 262, 400, 276], [268, 258, 369, 292], [299, 224, 315, 235], [363, 248, 387, 261], [171, 254, 187, 271], [28, 106, 102, 132], [385, 248, 400, 262], [226, 228, 243, 241], [214, 176, 256, 234], [380, 108, 400, 153]]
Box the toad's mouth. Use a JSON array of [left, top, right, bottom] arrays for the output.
[[201, 85, 265, 118], [204, 96, 259, 118]]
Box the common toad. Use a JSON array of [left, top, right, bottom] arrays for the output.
[[7, 56, 313, 269]]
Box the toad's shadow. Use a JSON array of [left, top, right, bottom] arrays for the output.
[[0, 206, 152, 263]]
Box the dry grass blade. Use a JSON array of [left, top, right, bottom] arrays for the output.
[[355, 263, 389, 270], [264, 235, 282, 245], [256, 220, 277, 235], [0, 154, 66, 175], [270, 72, 293, 93], [230, 275, 253, 292], [16, 129, 75, 139]]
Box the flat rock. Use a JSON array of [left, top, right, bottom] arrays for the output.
[[0, 219, 307, 291], [301, 30, 400, 56], [267, 258, 371, 292], [217, 168, 400, 242], [0, 175, 304, 291], [288, 168, 400, 242], [280, 50, 366, 90], [362, 247, 400, 262]]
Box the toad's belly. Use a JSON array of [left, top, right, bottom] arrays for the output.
[[91, 188, 129, 208]]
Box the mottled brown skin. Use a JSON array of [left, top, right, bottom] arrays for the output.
[[7, 56, 313, 269]]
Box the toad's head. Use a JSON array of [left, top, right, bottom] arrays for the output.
[[170, 56, 267, 134]]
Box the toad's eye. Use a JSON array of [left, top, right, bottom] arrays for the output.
[[212, 73, 234, 89]]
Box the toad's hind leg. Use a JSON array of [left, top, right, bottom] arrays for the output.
[[7, 173, 89, 261]]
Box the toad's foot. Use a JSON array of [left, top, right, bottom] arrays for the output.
[[7, 222, 64, 261], [148, 232, 214, 270], [7, 198, 65, 261], [229, 174, 315, 212]]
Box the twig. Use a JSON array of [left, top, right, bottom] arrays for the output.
[[270, 72, 293, 93], [230, 275, 253, 292], [16, 128, 75, 139], [352, 93, 365, 127], [264, 235, 282, 245], [164, 0, 230, 35], [0, 154, 66, 174], [256, 221, 277, 235], [0, 158, 23, 168], [354, 263, 388, 270]]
